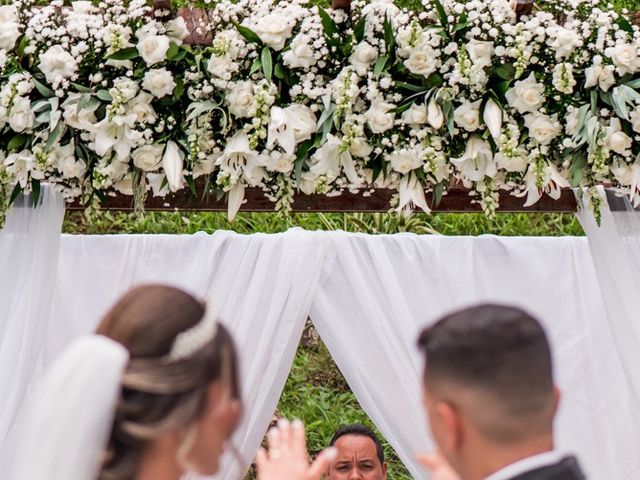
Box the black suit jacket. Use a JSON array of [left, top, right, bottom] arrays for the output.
[[509, 456, 586, 480]]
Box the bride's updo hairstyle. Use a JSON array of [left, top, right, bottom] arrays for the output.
[[96, 284, 240, 480]]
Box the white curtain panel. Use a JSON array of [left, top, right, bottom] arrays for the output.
[[46, 229, 329, 480], [576, 188, 640, 417], [0, 186, 65, 475], [310, 233, 640, 480]]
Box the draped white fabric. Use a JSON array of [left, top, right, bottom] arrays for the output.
[[311, 233, 640, 480], [47, 230, 328, 480], [576, 189, 640, 428], [0, 186, 65, 476]]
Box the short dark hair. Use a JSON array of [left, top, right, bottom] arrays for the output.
[[329, 424, 385, 465], [418, 304, 554, 433]]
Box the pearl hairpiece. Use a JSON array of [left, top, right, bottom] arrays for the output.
[[164, 305, 218, 362]]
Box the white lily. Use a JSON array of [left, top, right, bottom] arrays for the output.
[[427, 98, 444, 130], [93, 114, 137, 161], [162, 141, 184, 192], [266, 106, 296, 155], [396, 175, 430, 215], [519, 161, 569, 207], [612, 161, 640, 207], [309, 134, 359, 184], [451, 136, 496, 182], [483, 98, 503, 139], [227, 182, 245, 221]]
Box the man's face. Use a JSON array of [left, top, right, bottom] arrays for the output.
[[328, 434, 387, 480]]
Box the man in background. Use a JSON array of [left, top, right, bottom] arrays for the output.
[[417, 304, 585, 480], [327, 424, 387, 480]]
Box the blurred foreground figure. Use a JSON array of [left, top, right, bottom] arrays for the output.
[[417, 304, 586, 480]]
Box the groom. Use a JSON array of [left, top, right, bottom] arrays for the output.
[[417, 304, 586, 480]]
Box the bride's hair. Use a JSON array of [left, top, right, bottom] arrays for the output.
[[95, 284, 240, 480]]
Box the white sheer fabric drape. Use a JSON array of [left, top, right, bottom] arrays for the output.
[[0, 186, 65, 476], [310, 233, 640, 480], [576, 187, 640, 415], [47, 229, 329, 480]]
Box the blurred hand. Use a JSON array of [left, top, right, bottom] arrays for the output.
[[417, 452, 461, 480], [256, 419, 337, 480]]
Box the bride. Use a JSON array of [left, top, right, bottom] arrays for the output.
[[10, 285, 334, 480]]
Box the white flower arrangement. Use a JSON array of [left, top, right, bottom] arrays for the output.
[[2, 0, 640, 222]]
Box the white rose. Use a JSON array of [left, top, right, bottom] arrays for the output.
[[404, 47, 436, 77], [226, 81, 255, 118], [606, 43, 640, 75], [495, 151, 527, 173], [524, 112, 561, 145], [283, 35, 316, 69], [350, 42, 378, 76], [62, 94, 97, 130], [454, 100, 481, 132], [252, 14, 294, 51], [365, 100, 396, 134], [505, 73, 545, 114], [38, 45, 76, 85], [466, 39, 493, 67], [547, 26, 581, 59], [110, 77, 140, 102], [0, 5, 18, 23], [565, 108, 581, 136], [136, 34, 170, 66], [584, 64, 616, 91], [9, 97, 35, 133], [132, 144, 164, 171], [401, 103, 428, 126], [284, 104, 316, 142], [609, 130, 632, 155], [629, 108, 640, 133], [0, 22, 21, 51], [261, 150, 295, 173], [350, 137, 373, 158], [129, 93, 157, 124], [387, 148, 423, 174], [142, 68, 176, 98], [207, 55, 236, 80], [166, 17, 190, 44]]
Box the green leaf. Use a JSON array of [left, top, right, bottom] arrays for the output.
[[432, 0, 449, 30], [166, 42, 180, 60], [173, 76, 185, 102], [590, 89, 598, 113], [432, 182, 445, 208], [97, 90, 113, 102], [261, 47, 273, 83], [373, 55, 389, 78], [250, 58, 262, 75], [45, 122, 64, 151], [185, 175, 197, 196], [31, 100, 51, 114], [625, 78, 640, 89], [425, 73, 444, 89], [354, 17, 366, 43], [617, 15, 633, 34], [234, 23, 262, 45], [452, 12, 468, 34], [9, 184, 23, 206], [568, 151, 587, 187], [318, 7, 340, 47], [71, 82, 92, 93], [396, 81, 428, 93], [383, 16, 395, 51], [494, 63, 515, 80], [16, 36, 28, 58], [295, 138, 315, 185], [31, 179, 41, 208], [108, 47, 139, 61], [274, 63, 286, 80], [8, 135, 27, 152], [389, 102, 415, 114], [33, 78, 54, 98]]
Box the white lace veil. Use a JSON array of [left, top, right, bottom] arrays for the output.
[[10, 335, 129, 480]]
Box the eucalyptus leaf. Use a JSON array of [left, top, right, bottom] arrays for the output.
[[71, 83, 93, 93], [31, 100, 51, 114], [97, 90, 113, 102], [250, 58, 262, 75], [45, 122, 64, 152], [33, 78, 54, 98]]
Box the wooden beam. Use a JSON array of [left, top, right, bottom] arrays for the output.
[[65, 188, 577, 213]]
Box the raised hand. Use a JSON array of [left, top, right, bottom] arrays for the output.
[[256, 419, 337, 480], [417, 452, 462, 480]]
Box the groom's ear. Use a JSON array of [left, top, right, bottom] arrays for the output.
[[552, 385, 561, 415], [435, 401, 463, 453]]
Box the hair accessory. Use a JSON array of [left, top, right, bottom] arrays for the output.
[[164, 304, 218, 362]]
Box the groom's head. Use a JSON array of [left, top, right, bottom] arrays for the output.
[[417, 304, 559, 478]]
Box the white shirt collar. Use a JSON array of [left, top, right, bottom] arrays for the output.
[[483, 451, 565, 480]]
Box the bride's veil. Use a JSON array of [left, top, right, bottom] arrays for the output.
[[10, 335, 129, 480]]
